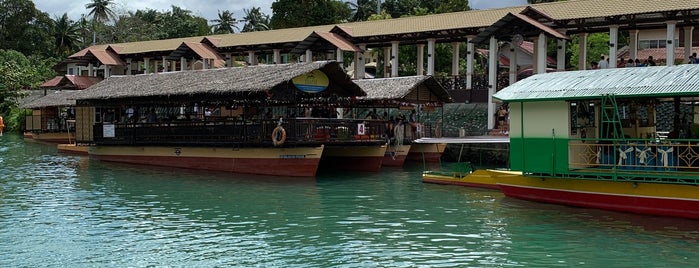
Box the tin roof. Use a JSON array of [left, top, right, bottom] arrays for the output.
[[493, 64, 699, 102]]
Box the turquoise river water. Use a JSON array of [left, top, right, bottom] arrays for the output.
[[1, 134, 699, 267]]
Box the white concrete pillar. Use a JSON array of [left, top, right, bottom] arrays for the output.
[[427, 38, 436, 75], [466, 36, 475, 89], [667, 21, 677, 66], [416, 44, 425, 75], [161, 56, 167, 72], [451, 42, 460, 76], [153, 60, 158, 73], [248, 51, 256, 65], [273, 49, 281, 64], [355, 44, 366, 79], [305, 49, 313, 63], [103, 65, 110, 78], [578, 33, 588, 70], [142, 58, 148, 74], [225, 53, 232, 67], [335, 48, 343, 65], [685, 26, 694, 63], [391, 41, 399, 77], [171, 60, 176, 71], [532, 36, 538, 73], [383, 47, 391, 77], [609, 25, 619, 68], [537, 32, 546, 74], [509, 45, 517, 85], [556, 39, 566, 72], [629, 29, 639, 61], [487, 36, 497, 130], [88, 63, 94, 76], [126, 59, 132, 75], [180, 57, 187, 71]]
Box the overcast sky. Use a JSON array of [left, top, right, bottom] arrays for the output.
[[34, 0, 528, 27]]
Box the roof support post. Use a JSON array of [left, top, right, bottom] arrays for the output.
[[556, 39, 565, 72], [154, 60, 158, 73], [305, 49, 312, 63], [684, 26, 694, 63], [391, 41, 399, 78], [354, 44, 366, 79], [162, 56, 168, 72], [427, 38, 436, 75], [666, 21, 677, 66], [466, 36, 474, 89], [126, 59, 132, 75], [578, 33, 587, 70], [487, 36, 497, 130], [103, 65, 110, 78], [143, 58, 149, 74], [336, 48, 343, 68], [451, 42, 460, 76], [509, 45, 517, 85], [180, 57, 187, 71], [629, 29, 639, 62], [273, 49, 281, 64], [248, 51, 257, 65], [536, 32, 546, 74], [225, 53, 232, 67], [416, 43, 425, 75], [383, 46, 391, 77], [88, 63, 94, 76], [171, 60, 176, 72], [608, 25, 619, 68]]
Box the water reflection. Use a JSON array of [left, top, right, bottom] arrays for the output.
[[1, 134, 699, 267]]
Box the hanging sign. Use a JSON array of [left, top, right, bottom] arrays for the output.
[[292, 70, 329, 93], [357, 123, 365, 135]]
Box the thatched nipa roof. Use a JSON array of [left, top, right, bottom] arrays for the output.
[[75, 61, 363, 103], [21, 90, 80, 109], [354, 76, 452, 104]]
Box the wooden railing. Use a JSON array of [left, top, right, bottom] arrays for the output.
[[92, 117, 391, 147]]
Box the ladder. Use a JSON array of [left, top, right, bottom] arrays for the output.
[[600, 94, 625, 142]]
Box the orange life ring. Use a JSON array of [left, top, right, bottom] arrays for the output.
[[272, 126, 286, 146]]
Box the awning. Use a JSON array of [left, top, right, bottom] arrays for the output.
[[291, 31, 363, 54], [471, 12, 569, 44]]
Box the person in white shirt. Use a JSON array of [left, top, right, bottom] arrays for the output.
[[598, 55, 609, 69]]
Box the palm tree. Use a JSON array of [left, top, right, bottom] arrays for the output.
[[242, 7, 270, 32], [210, 10, 239, 34], [347, 0, 379, 22], [53, 13, 81, 57], [85, 0, 116, 44]]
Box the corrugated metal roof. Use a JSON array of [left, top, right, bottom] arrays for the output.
[[493, 64, 699, 102]]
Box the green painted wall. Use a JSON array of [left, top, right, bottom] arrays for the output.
[[510, 101, 570, 174]]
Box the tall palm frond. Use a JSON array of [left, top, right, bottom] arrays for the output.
[[210, 10, 239, 34]]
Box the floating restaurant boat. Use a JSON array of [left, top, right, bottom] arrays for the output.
[[489, 64, 699, 219], [21, 90, 82, 147], [354, 76, 453, 167], [73, 61, 385, 177]]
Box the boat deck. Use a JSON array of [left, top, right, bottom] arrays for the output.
[[413, 136, 509, 144]]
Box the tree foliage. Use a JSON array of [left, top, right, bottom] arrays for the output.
[[0, 0, 54, 57], [270, 0, 353, 29], [242, 7, 270, 32], [0, 50, 56, 116], [211, 10, 239, 34]]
